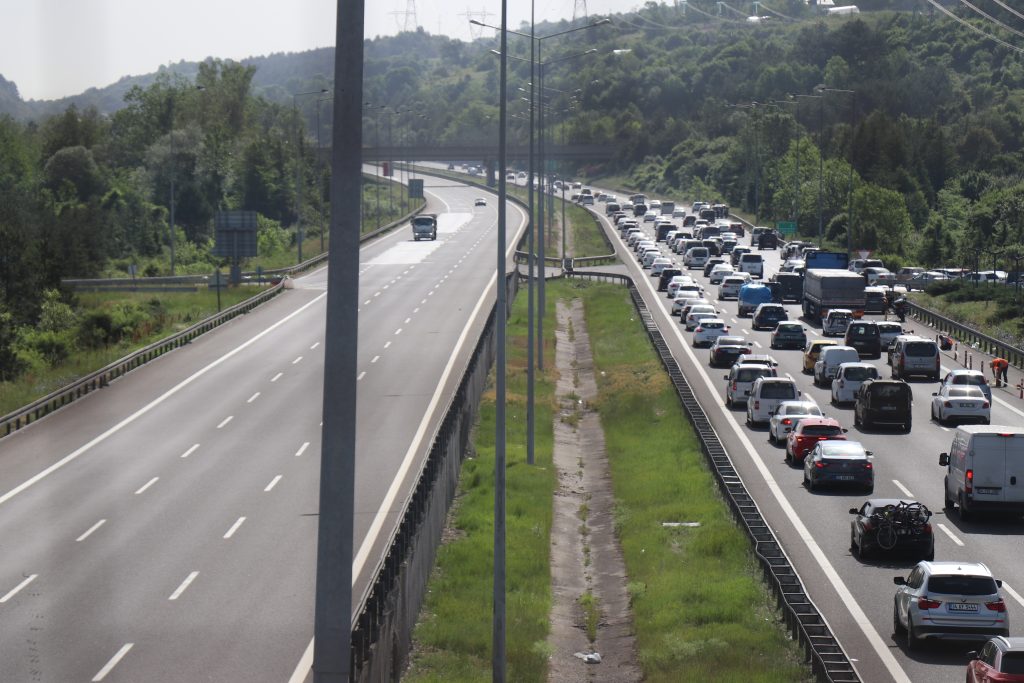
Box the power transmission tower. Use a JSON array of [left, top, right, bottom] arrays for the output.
[[459, 7, 494, 38], [391, 0, 419, 32], [572, 0, 588, 22]]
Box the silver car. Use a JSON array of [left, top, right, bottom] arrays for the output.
[[893, 561, 1009, 650], [768, 400, 824, 445]]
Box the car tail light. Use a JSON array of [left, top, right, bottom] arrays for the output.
[[814, 461, 828, 468], [695, 326, 703, 332], [982, 402, 990, 409], [740, 348, 750, 354], [918, 596, 942, 610], [732, 382, 738, 391], [966, 469, 973, 494], [864, 462, 873, 470], [782, 418, 792, 426], [944, 401, 953, 408], [986, 599, 1007, 613]]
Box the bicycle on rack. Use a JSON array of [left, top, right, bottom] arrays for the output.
[[850, 499, 935, 560], [872, 501, 931, 549]]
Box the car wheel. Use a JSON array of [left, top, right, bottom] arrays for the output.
[[904, 419, 912, 433], [959, 493, 973, 522], [806, 473, 815, 491], [831, 393, 838, 406], [924, 546, 935, 562], [944, 485, 955, 512], [746, 412, 752, 426], [784, 448, 792, 465], [865, 483, 874, 494], [726, 395, 732, 409], [906, 617, 922, 651], [893, 605, 906, 637]]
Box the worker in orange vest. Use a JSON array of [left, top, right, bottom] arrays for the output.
[[991, 357, 1009, 387]]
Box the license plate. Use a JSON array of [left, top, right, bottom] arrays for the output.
[[881, 406, 896, 411], [835, 475, 855, 481], [958, 403, 974, 408], [948, 603, 978, 613], [976, 487, 1000, 495]]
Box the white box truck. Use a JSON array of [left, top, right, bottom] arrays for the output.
[[939, 426, 1024, 521]]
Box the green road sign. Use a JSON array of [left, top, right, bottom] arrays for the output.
[[777, 221, 797, 235]]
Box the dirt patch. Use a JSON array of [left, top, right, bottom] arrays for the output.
[[547, 299, 641, 682]]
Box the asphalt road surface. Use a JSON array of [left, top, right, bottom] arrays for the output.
[[586, 192, 1024, 683], [0, 175, 526, 682]]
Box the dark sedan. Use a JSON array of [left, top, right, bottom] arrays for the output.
[[709, 336, 752, 368], [770, 322, 807, 350], [849, 499, 934, 561], [803, 440, 874, 493]]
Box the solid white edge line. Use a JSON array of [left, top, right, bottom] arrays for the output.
[[295, 442, 310, 457], [936, 523, 965, 547], [0, 573, 38, 603], [629, 219, 911, 683], [264, 475, 282, 492], [168, 571, 199, 600], [288, 195, 527, 683], [1002, 582, 1024, 608], [134, 477, 159, 495], [223, 517, 246, 539], [891, 479, 914, 498], [0, 292, 327, 510], [76, 519, 107, 542], [92, 643, 133, 682]]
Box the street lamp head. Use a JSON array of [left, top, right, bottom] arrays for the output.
[[591, 18, 612, 26], [469, 19, 484, 26]]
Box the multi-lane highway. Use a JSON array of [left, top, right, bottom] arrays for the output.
[[587, 196, 1024, 683], [0, 175, 526, 682]]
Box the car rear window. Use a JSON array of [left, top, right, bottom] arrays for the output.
[[1003, 653, 1024, 674], [843, 367, 878, 381], [948, 387, 984, 398], [870, 383, 910, 399], [803, 425, 843, 437], [926, 575, 998, 596], [952, 375, 986, 387], [760, 383, 797, 399], [737, 368, 772, 381], [904, 341, 938, 356], [847, 324, 879, 337]]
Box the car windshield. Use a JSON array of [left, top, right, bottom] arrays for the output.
[[802, 425, 843, 437], [843, 367, 878, 381], [926, 575, 998, 596]]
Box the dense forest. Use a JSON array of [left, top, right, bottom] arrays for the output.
[[5, 2, 1024, 382]]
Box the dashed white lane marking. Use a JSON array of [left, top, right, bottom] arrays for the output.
[[1003, 582, 1024, 608], [937, 523, 965, 546], [413, 308, 420, 314], [76, 519, 107, 542], [92, 643, 133, 681], [428, 290, 434, 296], [134, 477, 159, 495], [420, 299, 427, 304], [310, 342, 320, 350], [382, 285, 389, 290], [295, 442, 310, 457], [741, 328, 751, 335], [180, 444, 200, 459], [892, 479, 914, 497], [364, 300, 371, 305], [292, 356, 303, 365], [247, 392, 260, 403], [264, 475, 283, 492], [731, 318, 738, 324], [371, 355, 380, 364], [357, 371, 366, 381], [168, 571, 199, 600], [0, 574, 38, 603], [223, 517, 246, 539], [753, 340, 762, 348], [373, 291, 381, 297], [271, 372, 283, 382], [384, 341, 392, 349], [404, 317, 411, 324], [395, 328, 403, 336], [217, 416, 233, 429]]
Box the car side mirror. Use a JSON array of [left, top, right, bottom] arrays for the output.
[[967, 651, 978, 661], [997, 579, 1003, 587], [939, 453, 950, 466], [865, 451, 873, 456], [723, 375, 729, 381], [842, 428, 849, 433], [848, 508, 859, 514], [893, 577, 907, 586], [931, 392, 937, 397]]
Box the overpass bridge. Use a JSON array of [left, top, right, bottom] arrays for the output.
[[359, 143, 611, 163]]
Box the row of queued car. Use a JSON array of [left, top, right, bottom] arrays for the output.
[[604, 198, 1024, 670]]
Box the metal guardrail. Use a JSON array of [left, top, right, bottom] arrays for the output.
[[907, 300, 1024, 369], [565, 269, 859, 683], [1, 284, 284, 438]]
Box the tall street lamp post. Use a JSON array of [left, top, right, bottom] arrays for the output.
[[316, 94, 332, 254], [293, 88, 328, 264]]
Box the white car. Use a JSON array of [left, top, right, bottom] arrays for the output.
[[693, 318, 729, 347], [672, 286, 704, 311], [650, 258, 675, 276], [877, 321, 905, 350], [678, 299, 715, 321], [768, 400, 824, 445], [641, 249, 662, 268], [746, 377, 802, 426], [708, 265, 734, 285], [718, 274, 750, 300], [666, 276, 696, 298], [724, 363, 777, 408], [930, 386, 991, 425], [685, 310, 718, 332], [831, 362, 880, 405], [643, 210, 658, 222]]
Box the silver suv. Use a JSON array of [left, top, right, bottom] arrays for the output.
[[893, 561, 1009, 650]]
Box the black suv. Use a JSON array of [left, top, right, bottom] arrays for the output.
[[657, 268, 683, 292], [752, 304, 788, 331], [845, 321, 882, 359], [854, 379, 913, 432]]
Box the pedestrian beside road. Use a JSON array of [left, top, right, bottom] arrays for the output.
[[991, 357, 1009, 387]]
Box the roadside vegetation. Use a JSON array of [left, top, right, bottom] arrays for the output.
[[406, 278, 811, 681], [912, 280, 1024, 345]]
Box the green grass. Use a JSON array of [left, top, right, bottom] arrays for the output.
[[567, 204, 612, 258], [405, 287, 558, 682], [581, 280, 812, 683], [407, 278, 811, 682], [0, 287, 267, 415]]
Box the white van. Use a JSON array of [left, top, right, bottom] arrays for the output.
[[684, 247, 710, 269], [738, 253, 764, 279], [939, 426, 1024, 520], [822, 308, 854, 337], [890, 336, 941, 381], [813, 346, 861, 387], [746, 377, 801, 425]]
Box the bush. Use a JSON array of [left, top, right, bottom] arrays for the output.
[[78, 310, 117, 348], [18, 328, 74, 367]]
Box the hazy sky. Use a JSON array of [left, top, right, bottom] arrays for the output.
[[0, 0, 639, 101]]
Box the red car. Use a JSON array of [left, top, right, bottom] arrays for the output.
[[968, 636, 1024, 682], [785, 417, 847, 465]]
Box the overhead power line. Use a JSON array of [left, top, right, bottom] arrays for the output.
[[919, 0, 1024, 55], [955, 0, 1024, 41]]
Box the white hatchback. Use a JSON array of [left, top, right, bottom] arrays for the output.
[[667, 276, 697, 298], [831, 362, 880, 405], [768, 401, 824, 445], [693, 318, 729, 347], [709, 264, 734, 285], [718, 274, 751, 300]]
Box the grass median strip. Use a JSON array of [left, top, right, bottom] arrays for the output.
[[406, 278, 810, 681]]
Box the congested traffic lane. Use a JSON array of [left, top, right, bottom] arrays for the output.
[[588, 198, 1024, 683]]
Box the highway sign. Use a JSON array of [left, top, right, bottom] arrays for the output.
[[777, 221, 796, 235]]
